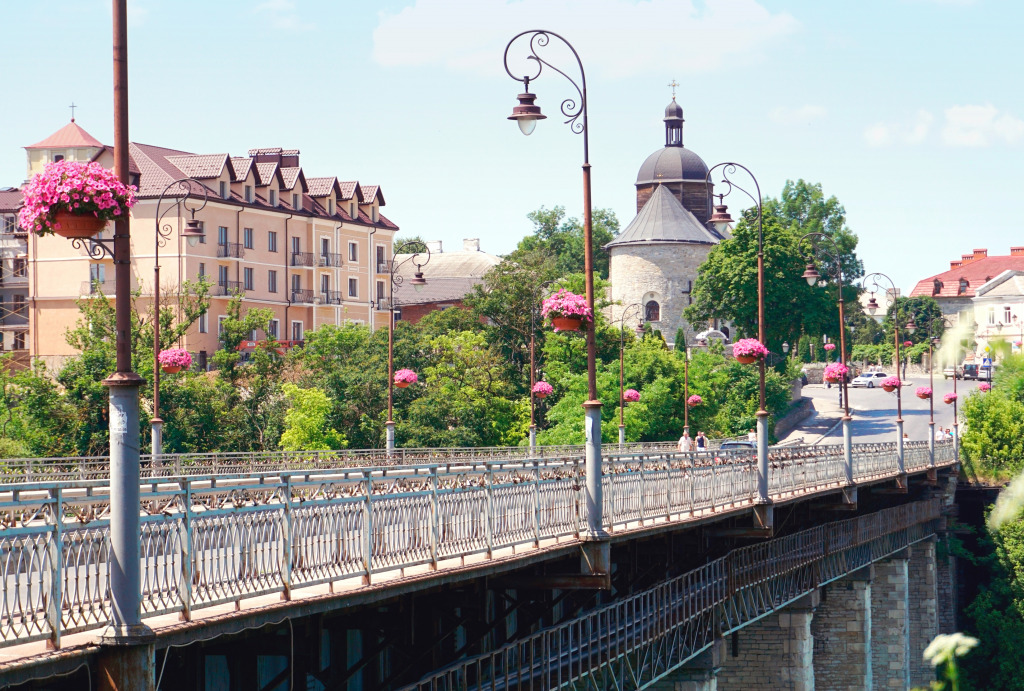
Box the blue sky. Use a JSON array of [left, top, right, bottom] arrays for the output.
[[2, 0, 1021, 292]]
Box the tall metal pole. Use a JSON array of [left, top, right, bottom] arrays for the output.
[[928, 340, 936, 468], [151, 240, 162, 459], [384, 241, 429, 455], [864, 273, 905, 477], [616, 304, 642, 446]]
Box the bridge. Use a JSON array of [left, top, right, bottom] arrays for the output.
[[0, 439, 957, 689]]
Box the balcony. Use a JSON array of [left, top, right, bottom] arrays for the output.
[[291, 289, 316, 304], [377, 261, 392, 274], [322, 290, 343, 305], [2, 267, 27, 285], [318, 253, 344, 268], [217, 243, 245, 259], [217, 281, 244, 296], [376, 297, 394, 311], [81, 279, 113, 295], [291, 252, 315, 267]]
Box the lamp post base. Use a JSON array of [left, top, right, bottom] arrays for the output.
[[618, 424, 625, 447], [385, 420, 395, 456], [150, 418, 163, 464], [842, 416, 853, 486], [928, 421, 936, 469], [896, 418, 906, 474], [529, 424, 537, 453], [583, 400, 608, 540]]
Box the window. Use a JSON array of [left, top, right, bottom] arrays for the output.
[[2, 216, 14, 233], [1005, 306, 1012, 324], [328, 199, 334, 215], [244, 185, 253, 203], [349, 242, 358, 263], [321, 274, 330, 294], [198, 262, 206, 279], [217, 316, 227, 335], [348, 278, 358, 298], [321, 237, 330, 257], [218, 226, 228, 246], [645, 301, 661, 322], [219, 181, 228, 199], [12, 295, 26, 315], [268, 319, 279, 339], [292, 274, 301, 292], [268, 270, 278, 293], [13, 332, 25, 350], [988, 306, 996, 325], [243, 228, 253, 249], [269, 189, 277, 207], [376, 245, 385, 269], [243, 267, 254, 291], [291, 237, 300, 255], [959, 278, 969, 295], [218, 265, 229, 286], [198, 312, 208, 334], [52, 154, 64, 163], [197, 350, 208, 370], [291, 321, 303, 341], [292, 193, 301, 211], [13, 257, 27, 277], [268, 231, 278, 252], [89, 264, 105, 286], [376, 280, 385, 300], [350, 202, 356, 219]]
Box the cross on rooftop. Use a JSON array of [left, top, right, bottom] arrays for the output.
[[668, 80, 679, 99], [69, 102, 77, 122]]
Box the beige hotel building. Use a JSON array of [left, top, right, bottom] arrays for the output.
[[21, 120, 397, 370]]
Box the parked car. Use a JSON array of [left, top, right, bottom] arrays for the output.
[[979, 365, 995, 381], [719, 440, 757, 450], [962, 364, 979, 380], [943, 366, 962, 380], [851, 371, 890, 388]]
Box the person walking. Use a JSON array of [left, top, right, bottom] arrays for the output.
[[678, 433, 692, 453], [696, 431, 707, 451], [747, 428, 757, 443]]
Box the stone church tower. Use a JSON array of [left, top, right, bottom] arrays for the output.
[[605, 99, 729, 348]]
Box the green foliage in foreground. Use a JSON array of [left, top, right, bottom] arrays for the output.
[[961, 354, 1024, 477]]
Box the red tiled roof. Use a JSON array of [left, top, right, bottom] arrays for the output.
[[229, 157, 253, 182], [306, 177, 338, 198], [338, 181, 361, 202], [165, 153, 228, 179], [26, 121, 104, 149], [280, 167, 305, 191], [255, 162, 281, 187], [130, 142, 207, 196], [910, 254, 1024, 298], [361, 185, 382, 206], [88, 147, 141, 177], [0, 188, 23, 213]]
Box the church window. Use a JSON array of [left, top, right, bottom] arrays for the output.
[[645, 301, 661, 322]]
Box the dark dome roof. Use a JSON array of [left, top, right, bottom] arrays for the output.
[[636, 146, 708, 185], [664, 100, 683, 119]]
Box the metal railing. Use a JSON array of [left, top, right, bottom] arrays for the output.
[[217, 242, 244, 259], [290, 288, 315, 304], [322, 290, 344, 305], [408, 499, 940, 691], [217, 281, 243, 296], [318, 253, 343, 268], [291, 251, 315, 267]]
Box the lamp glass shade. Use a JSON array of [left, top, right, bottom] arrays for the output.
[[182, 219, 205, 247], [905, 320, 917, 334], [411, 271, 427, 293], [517, 118, 538, 136], [782, 342, 790, 353], [866, 297, 879, 315], [634, 324, 645, 338]]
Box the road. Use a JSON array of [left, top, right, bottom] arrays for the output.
[[791, 373, 982, 444]]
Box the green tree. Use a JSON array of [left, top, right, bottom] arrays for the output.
[[515, 205, 619, 279], [279, 384, 346, 451]]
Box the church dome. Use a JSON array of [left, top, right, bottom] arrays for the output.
[[665, 100, 683, 119], [635, 146, 709, 185]]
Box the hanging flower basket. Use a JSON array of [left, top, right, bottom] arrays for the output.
[[732, 338, 769, 364], [157, 348, 192, 374], [623, 388, 640, 403], [394, 368, 418, 388], [903, 340, 913, 348], [19, 160, 137, 238], [532, 381, 553, 399], [823, 362, 848, 384], [687, 394, 703, 408], [541, 289, 593, 333], [943, 392, 958, 405], [916, 386, 932, 400], [979, 382, 992, 392], [881, 376, 901, 392]]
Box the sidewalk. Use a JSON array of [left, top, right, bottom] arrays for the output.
[[778, 386, 845, 445]]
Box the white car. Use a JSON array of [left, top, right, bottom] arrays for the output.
[[851, 371, 890, 388]]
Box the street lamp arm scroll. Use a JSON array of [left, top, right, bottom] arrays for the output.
[[154, 178, 209, 248], [504, 30, 587, 136]]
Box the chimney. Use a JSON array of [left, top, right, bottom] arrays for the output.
[[973, 248, 988, 258], [962, 253, 974, 264], [950, 260, 962, 269], [426, 240, 443, 254], [463, 238, 481, 252], [1011, 247, 1024, 256]]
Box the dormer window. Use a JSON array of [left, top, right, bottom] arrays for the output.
[[371, 206, 379, 223], [350, 202, 356, 218], [244, 185, 253, 203], [328, 199, 334, 215], [932, 279, 942, 296], [958, 278, 969, 295], [269, 189, 277, 207], [292, 193, 300, 211], [220, 181, 228, 199]]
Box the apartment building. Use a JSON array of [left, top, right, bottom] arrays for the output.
[[0, 188, 29, 367], [23, 120, 397, 370]]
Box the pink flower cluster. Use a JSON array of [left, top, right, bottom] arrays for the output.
[[882, 376, 901, 388], [732, 338, 769, 359], [541, 289, 593, 323], [823, 362, 848, 382], [394, 368, 418, 385], [943, 392, 958, 404], [903, 340, 913, 348], [916, 386, 932, 398], [18, 160, 137, 236], [623, 388, 640, 403], [687, 394, 703, 407], [157, 348, 192, 369], [532, 381, 553, 396], [979, 383, 991, 392], [823, 343, 836, 351]]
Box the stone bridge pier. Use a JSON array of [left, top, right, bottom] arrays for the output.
[[655, 541, 945, 691]]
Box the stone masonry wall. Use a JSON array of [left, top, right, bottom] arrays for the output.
[[909, 538, 939, 687], [812, 572, 872, 690], [871, 554, 910, 690], [717, 609, 814, 690]]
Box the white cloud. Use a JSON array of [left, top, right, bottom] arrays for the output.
[[372, 0, 799, 79], [863, 110, 933, 147], [769, 105, 826, 125], [255, 0, 313, 31], [941, 104, 1024, 147]]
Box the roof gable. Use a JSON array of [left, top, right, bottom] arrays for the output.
[[165, 153, 229, 179], [230, 157, 254, 182], [27, 121, 104, 149], [604, 184, 721, 249], [910, 255, 1024, 298], [307, 176, 340, 198]]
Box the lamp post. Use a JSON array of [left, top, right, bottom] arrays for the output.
[[799, 232, 855, 488], [863, 272, 915, 480], [151, 179, 207, 459], [683, 335, 694, 437], [529, 280, 555, 452], [704, 162, 770, 527], [505, 30, 607, 540], [617, 304, 645, 446], [927, 316, 956, 465], [383, 241, 429, 454]]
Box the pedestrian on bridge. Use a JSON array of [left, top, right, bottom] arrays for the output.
[[678, 433, 692, 453], [747, 428, 757, 443], [696, 431, 707, 451]]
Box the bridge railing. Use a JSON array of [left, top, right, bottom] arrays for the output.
[[408, 499, 940, 691]]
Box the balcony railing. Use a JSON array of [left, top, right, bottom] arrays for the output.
[[81, 279, 113, 295], [217, 242, 244, 259], [377, 261, 392, 274], [377, 297, 394, 311], [217, 281, 244, 296], [318, 253, 343, 268], [322, 290, 343, 305], [291, 288, 316, 304], [291, 251, 315, 267]]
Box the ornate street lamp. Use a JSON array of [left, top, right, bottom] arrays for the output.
[[616, 303, 644, 446], [704, 162, 771, 528], [151, 178, 207, 458], [383, 241, 430, 454], [926, 316, 957, 465], [505, 30, 606, 540], [529, 280, 555, 451], [798, 232, 855, 490], [862, 272, 915, 483]]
